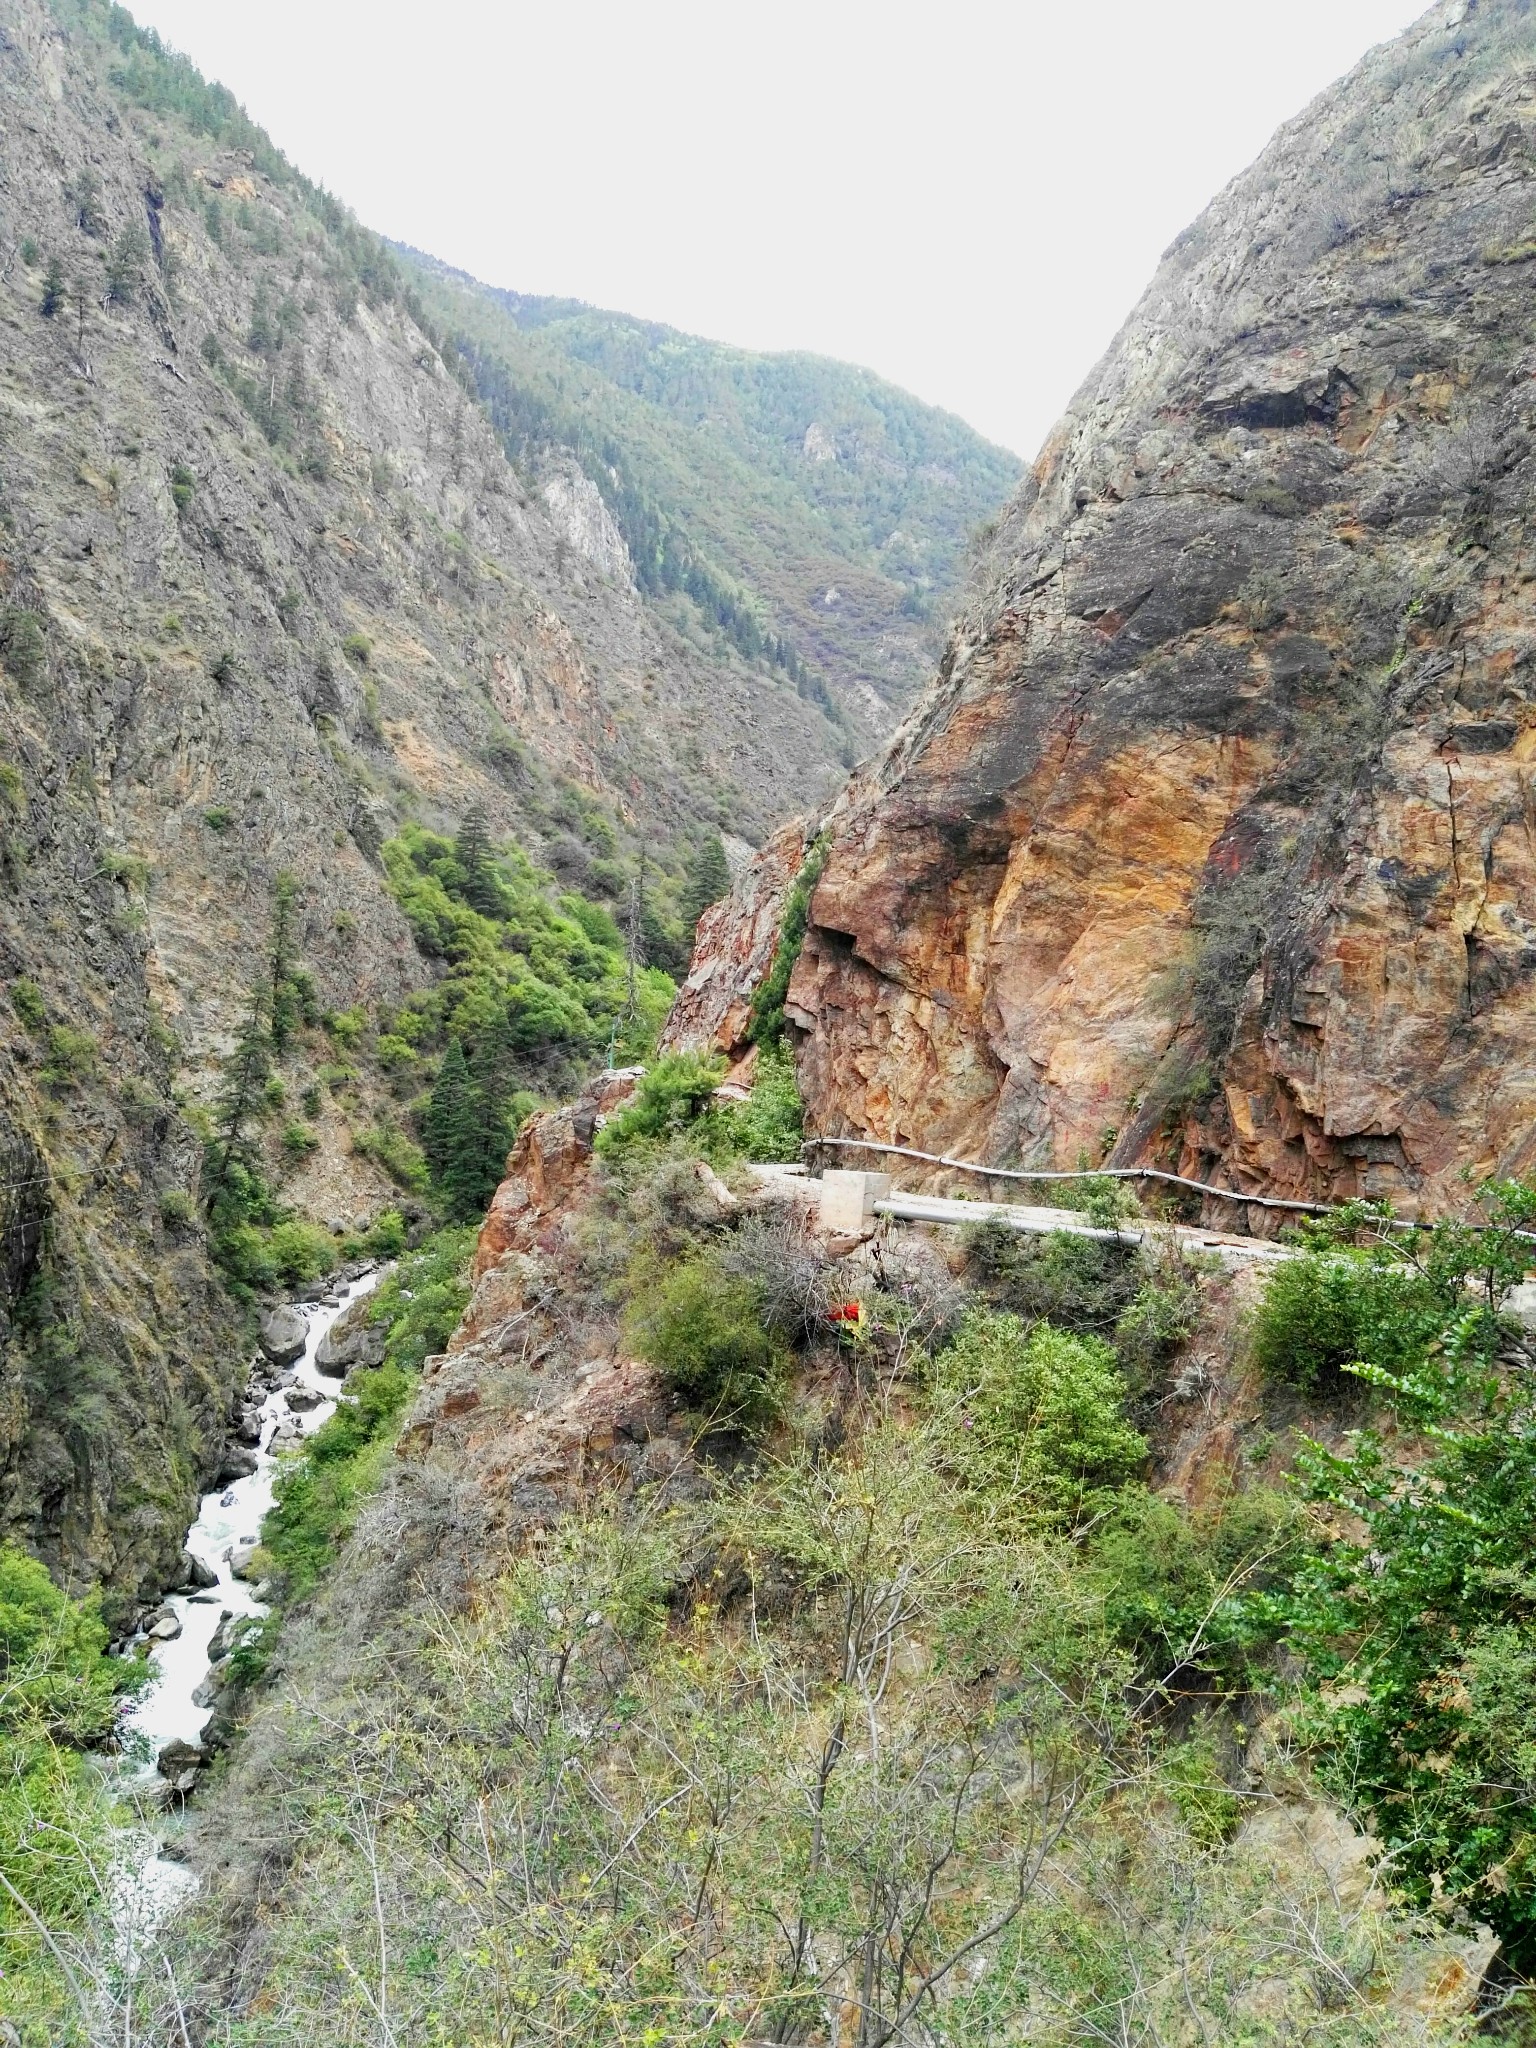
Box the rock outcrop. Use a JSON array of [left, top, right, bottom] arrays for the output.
[[679, 0, 1536, 1221]]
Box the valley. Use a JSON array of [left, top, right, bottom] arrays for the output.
[[6, 0, 1536, 2041]]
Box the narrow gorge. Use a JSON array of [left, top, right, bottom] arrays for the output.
[[7, 0, 1536, 2043]]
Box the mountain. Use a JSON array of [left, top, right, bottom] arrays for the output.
[[395, 251, 1023, 753], [11, 3, 1536, 2039], [689, 0, 1536, 1223], [0, 0, 1015, 1602]]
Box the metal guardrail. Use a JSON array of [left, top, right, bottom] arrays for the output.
[[804, 1136, 1536, 1245], [805, 1137, 1337, 1216]]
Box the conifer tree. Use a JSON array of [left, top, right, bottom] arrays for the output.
[[206, 982, 270, 1210], [268, 872, 302, 1052], [681, 833, 731, 933], [424, 1038, 485, 1220], [469, 1009, 528, 1195], [39, 256, 64, 318], [454, 802, 502, 917]]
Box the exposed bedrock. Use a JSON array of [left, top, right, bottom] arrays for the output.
[[680, 2, 1536, 1219]]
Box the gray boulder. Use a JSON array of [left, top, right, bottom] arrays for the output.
[[215, 1446, 259, 1484], [229, 1542, 259, 1579], [174, 1548, 217, 1591], [157, 1736, 207, 1777], [286, 1384, 323, 1412], [315, 1295, 386, 1379], [258, 1305, 308, 1366]]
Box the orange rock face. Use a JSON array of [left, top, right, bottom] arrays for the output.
[[659, 820, 805, 1060], [674, 20, 1536, 1219]]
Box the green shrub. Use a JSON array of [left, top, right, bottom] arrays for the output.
[[352, 1120, 430, 1192], [10, 977, 45, 1032], [170, 461, 194, 515], [40, 1024, 96, 1089], [362, 1207, 407, 1258], [324, 1004, 368, 1049], [718, 1041, 803, 1163], [365, 1226, 475, 1371], [1162, 1733, 1243, 1850], [595, 1052, 725, 1157], [159, 1189, 196, 1227], [342, 631, 372, 666], [0, 1542, 144, 2013], [625, 1258, 784, 1427], [282, 1121, 319, 1157], [1249, 1249, 1444, 1390], [1091, 1485, 1301, 1686], [933, 1311, 1147, 1525], [203, 804, 233, 831], [962, 1218, 1142, 1339], [0, 607, 46, 689]]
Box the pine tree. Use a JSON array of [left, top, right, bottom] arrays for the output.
[[469, 1009, 526, 1196], [206, 982, 270, 1212], [454, 802, 502, 917], [269, 872, 302, 1052], [681, 834, 731, 933], [39, 257, 65, 318], [424, 1038, 487, 1221]]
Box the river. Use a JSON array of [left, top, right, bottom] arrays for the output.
[[110, 1266, 386, 1949]]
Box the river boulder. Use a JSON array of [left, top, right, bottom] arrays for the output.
[[315, 1295, 386, 1378], [258, 1305, 308, 1366], [215, 1446, 259, 1484], [173, 1548, 218, 1592], [157, 1737, 207, 1778]]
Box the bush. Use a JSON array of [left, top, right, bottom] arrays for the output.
[[352, 1120, 430, 1193], [159, 1189, 196, 1227], [365, 1225, 475, 1371], [203, 804, 233, 831], [747, 835, 829, 1047], [0, 607, 46, 689], [595, 1052, 725, 1157], [10, 977, 45, 1032], [625, 1258, 784, 1427], [282, 1121, 319, 1156], [1249, 1250, 1444, 1390], [933, 1311, 1147, 1525], [40, 1024, 96, 1089], [342, 631, 372, 666], [962, 1217, 1142, 1339], [712, 1210, 833, 1344], [718, 1041, 803, 1162], [1091, 1485, 1301, 1686], [362, 1207, 407, 1258]]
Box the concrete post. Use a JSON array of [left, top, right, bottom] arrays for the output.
[[819, 1169, 893, 1234]]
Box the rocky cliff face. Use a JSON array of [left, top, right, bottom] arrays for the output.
[[682, 0, 1536, 1221], [0, 0, 894, 1599]]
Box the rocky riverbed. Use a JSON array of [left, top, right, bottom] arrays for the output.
[[108, 1267, 387, 1946]]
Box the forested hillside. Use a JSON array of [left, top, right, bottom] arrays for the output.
[[399, 251, 1023, 751]]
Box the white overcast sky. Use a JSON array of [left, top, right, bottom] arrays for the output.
[[124, 0, 1432, 458]]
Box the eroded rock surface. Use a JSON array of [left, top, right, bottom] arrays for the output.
[[684, 1, 1536, 1219]]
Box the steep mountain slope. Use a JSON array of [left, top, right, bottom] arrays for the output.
[[0, 0, 959, 1601], [681, 0, 1536, 1223], [397, 251, 1023, 752]]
